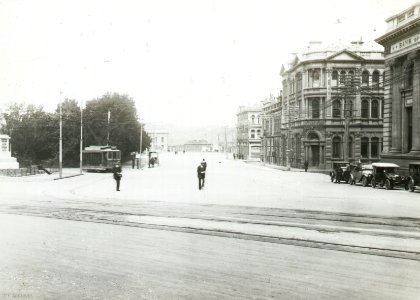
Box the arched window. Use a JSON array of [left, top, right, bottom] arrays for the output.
[[332, 136, 341, 158], [257, 129, 261, 138], [312, 98, 320, 118], [371, 99, 379, 118], [371, 137, 379, 158], [348, 70, 355, 87], [332, 100, 341, 118], [251, 115, 255, 124], [381, 99, 384, 118], [250, 129, 255, 139], [362, 70, 369, 87], [257, 116, 260, 124], [406, 63, 414, 88], [313, 70, 320, 87], [372, 70, 380, 88], [340, 71, 346, 86], [361, 137, 369, 158], [346, 100, 353, 117], [361, 100, 369, 118], [332, 71, 338, 87], [296, 72, 302, 91]]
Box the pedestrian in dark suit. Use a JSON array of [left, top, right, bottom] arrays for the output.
[[201, 159, 207, 187], [197, 162, 206, 190], [304, 160, 309, 172], [113, 165, 122, 191]]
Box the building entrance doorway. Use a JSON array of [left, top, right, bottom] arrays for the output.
[[311, 145, 320, 167]]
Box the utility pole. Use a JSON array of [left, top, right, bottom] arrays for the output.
[[139, 121, 143, 169], [341, 71, 360, 162], [224, 127, 228, 159], [59, 90, 63, 179], [107, 110, 111, 146]]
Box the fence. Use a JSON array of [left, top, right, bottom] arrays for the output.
[[0, 165, 58, 177]]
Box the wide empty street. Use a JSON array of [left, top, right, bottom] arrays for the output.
[[1, 152, 420, 299]]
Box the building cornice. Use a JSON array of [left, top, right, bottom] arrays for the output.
[[376, 18, 420, 45]]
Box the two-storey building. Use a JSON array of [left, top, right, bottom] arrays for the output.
[[261, 94, 283, 165], [279, 41, 385, 169], [236, 105, 262, 160]]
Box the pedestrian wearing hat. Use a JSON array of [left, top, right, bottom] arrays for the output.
[[113, 165, 122, 191], [201, 159, 207, 187], [197, 161, 206, 190]]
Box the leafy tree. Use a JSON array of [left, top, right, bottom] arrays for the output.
[[84, 93, 150, 161], [55, 99, 82, 167], [1, 103, 57, 166]]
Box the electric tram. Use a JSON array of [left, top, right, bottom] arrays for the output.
[[82, 145, 121, 172]]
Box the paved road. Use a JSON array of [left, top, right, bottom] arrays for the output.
[[1, 152, 420, 299]]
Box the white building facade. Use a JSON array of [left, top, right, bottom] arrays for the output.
[[236, 105, 262, 160], [149, 131, 169, 152]]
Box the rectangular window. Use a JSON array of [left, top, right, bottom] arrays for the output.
[[398, 14, 406, 23], [407, 9, 414, 18], [371, 143, 379, 158], [361, 139, 369, 158]]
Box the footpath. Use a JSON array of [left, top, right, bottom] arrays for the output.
[[244, 160, 330, 175]]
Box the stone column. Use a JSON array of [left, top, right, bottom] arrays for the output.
[[382, 60, 393, 153], [390, 61, 402, 153], [410, 52, 420, 153]]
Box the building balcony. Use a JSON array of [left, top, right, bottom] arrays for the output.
[[289, 117, 383, 128]]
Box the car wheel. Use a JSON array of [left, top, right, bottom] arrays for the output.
[[362, 177, 368, 187], [409, 179, 415, 192], [385, 179, 393, 190], [371, 179, 376, 188]]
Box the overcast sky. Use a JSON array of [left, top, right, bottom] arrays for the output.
[[0, 0, 412, 126]]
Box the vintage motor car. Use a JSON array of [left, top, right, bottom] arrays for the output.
[[371, 162, 407, 190], [349, 164, 373, 187], [330, 161, 351, 184], [407, 162, 420, 192]]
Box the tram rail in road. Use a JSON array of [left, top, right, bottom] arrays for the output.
[[1, 202, 420, 262]]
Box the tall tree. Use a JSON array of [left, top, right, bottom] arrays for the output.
[[84, 93, 150, 161], [55, 99, 82, 167], [1, 103, 57, 166]]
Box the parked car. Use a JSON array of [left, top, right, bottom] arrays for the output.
[[407, 162, 420, 192], [350, 164, 373, 186], [330, 161, 351, 184], [371, 163, 408, 190]]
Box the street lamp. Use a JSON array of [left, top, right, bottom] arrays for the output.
[[80, 100, 85, 175]]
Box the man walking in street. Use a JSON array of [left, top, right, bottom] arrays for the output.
[[201, 159, 207, 187], [197, 161, 206, 190], [113, 165, 122, 191], [304, 160, 309, 172]]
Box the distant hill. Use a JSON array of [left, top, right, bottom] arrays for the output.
[[145, 122, 236, 147]]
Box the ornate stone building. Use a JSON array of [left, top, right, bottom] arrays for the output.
[[376, 3, 420, 173], [236, 105, 262, 160], [261, 94, 283, 165], [265, 42, 385, 169]]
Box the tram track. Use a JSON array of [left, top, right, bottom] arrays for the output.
[[1, 201, 420, 261]]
